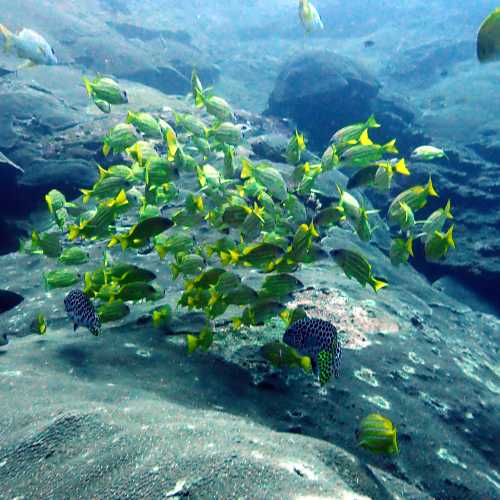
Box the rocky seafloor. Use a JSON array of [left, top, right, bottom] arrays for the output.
[[1, 1, 499, 498], [1, 220, 499, 498]]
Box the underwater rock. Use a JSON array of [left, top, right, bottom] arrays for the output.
[[432, 276, 497, 316], [469, 139, 500, 165], [0, 0, 219, 95], [0, 219, 27, 256], [385, 39, 473, 87], [0, 201, 498, 498], [107, 22, 192, 45], [267, 50, 381, 149], [266, 50, 422, 152], [71, 31, 219, 95], [0, 152, 24, 218], [249, 133, 290, 162], [249, 133, 318, 164], [0, 65, 192, 220], [0, 289, 24, 314], [0, 69, 95, 216], [0, 151, 24, 176], [0, 328, 422, 499], [390, 142, 500, 313]]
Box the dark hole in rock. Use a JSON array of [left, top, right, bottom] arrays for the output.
[[0, 289, 24, 314], [0, 218, 28, 255], [411, 244, 500, 315]]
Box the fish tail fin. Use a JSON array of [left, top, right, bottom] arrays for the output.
[[446, 225, 455, 248], [372, 277, 388, 292], [155, 244, 167, 260], [165, 128, 178, 158], [80, 188, 92, 204], [445, 199, 453, 219], [366, 114, 380, 128], [107, 235, 120, 249], [300, 355, 312, 373], [426, 177, 439, 197], [406, 237, 414, 257], [395, 158, 410, 175], [0, 24, 13, 53], [125, 111, 134, 123], [171, 263, 180, 280], [97, 164, 108, 180], [392, 429, 400, 454], [114, 189, 128, 207], [68, 225, 80, 241], [120, 237, 129, 251], [383, 139, 398, 154], [84, 272, 92, 293], [194, 87, 205, 108], [18, 238, 26, 253], [102, 142, 110, 157], [359, 129, 373, 146], [82, 77, 93, 97], [220, 251, 230, 265], [240, 159, 253, 179], [45, 194, 54, 213], [186, 334, 198, 354]]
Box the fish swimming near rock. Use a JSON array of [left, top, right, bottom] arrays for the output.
[[477, 8, 500, 63], [331, 248, 388, 292], [357, 413, 399, 455], [64, 289, 101, 336], [411, 145, 448, 161], [424, 225, 455, 262], [83, 76, 128, 105], [0, 25, 57, 67], [283, 318, 342, 386]]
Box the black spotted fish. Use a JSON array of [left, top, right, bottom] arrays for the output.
[[283, 318, 342, 385], [64, 289, 101, 336]]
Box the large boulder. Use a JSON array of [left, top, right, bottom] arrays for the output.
[[267, 50, 381, 149], [266, 50, 426, 151]]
